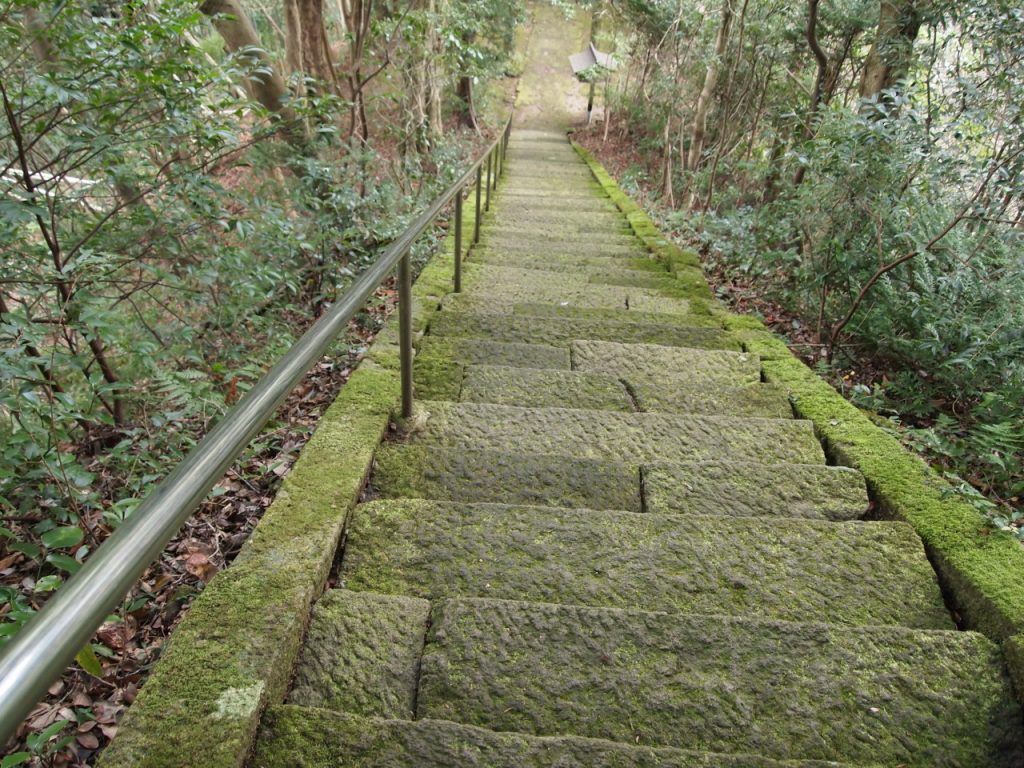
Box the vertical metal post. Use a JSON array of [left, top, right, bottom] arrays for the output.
[[485, 150, 492, 211], [398, 251, 414, 418], [454, 187, 463, 293], [474, 166, 482, 244]]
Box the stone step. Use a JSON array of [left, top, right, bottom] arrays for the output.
[[463, 262, 671, 287], [481, 219, 631, 236], [456, 359, 789, 416], [505, 167, 596, 180], [644, 460, 869, 520], [418, 598, 1023, 766], [466, 249, 663, 275], [511, 300, 718, 325], [372, 444, 867, 519], [461, 281, 693, 317], [342, 500, 950, 628], [414, 336, 569, 399], [372, 444, 642, 511], [498, 184, 604, 197], [286, 590, 428, 718], [471, 238, 647, 259], [464, 255, 663, 280], [255, 706, 863, 767], [572, 339, 759, 380], [492, 197, 618, 214], [412, 401, 825, 465], [482, 207, 627, 229], [480, 229, 640, 249], [461, 364, 635, 410], [496, 188, 605, 200], [428, 310, 738, 350]]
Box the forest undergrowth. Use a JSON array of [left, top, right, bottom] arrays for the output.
[[574, 0, 1023, 534]]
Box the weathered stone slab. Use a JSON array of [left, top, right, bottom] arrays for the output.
[[572, 339, 760, 383], [644, 460, 869, 520], [372, 444, 641, 512], [419, 599, 1024, 766], [254, 706, 865, 767], [463, 282, 694, 316], [631, 379, 794, 417], [414, 401, 825, 465], [343, 500, 950, 628], [287, 590, 429, 718], [414, 337, 569, 399], [480, 231, 640, 251], [430, 312, 738, 350], [467, 249, 659, 274], [513, 301, 718, 326], [461, 365, 634, 411], [471, 237, 645, 259]]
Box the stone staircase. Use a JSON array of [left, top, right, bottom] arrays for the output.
[[248, 131, 1024, 767]]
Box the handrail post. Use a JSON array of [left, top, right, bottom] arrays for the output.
[[474, 166, 482, 244], [485, 150, 492, 212], [454, 187, 463, 293], [398, 250, 414, 419]]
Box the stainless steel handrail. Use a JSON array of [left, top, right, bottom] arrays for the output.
[[0, 115, 513, 742]]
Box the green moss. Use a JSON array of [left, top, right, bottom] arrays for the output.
[[419, 598, 1021, 766], [762, 355, 1024, 642], [100, 365, 398, 768], [342, 499, 949, 628], [287, 590, 430, 718], [253, 705, 869, 767]]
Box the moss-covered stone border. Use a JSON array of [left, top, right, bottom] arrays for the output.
[[99, 196, 473, 768], [572, 138, 1024, 686]]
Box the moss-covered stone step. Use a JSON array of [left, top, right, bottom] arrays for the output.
[[493, 197, 618, 214], [645, 460, 869, 520], [482, 220, 632, 237], [572, 339, 759, 380], [480, 230, 640, 250], [418, 599, 1024, 766], [342, 500, 950, 628], [512, 300, 719, 325], [498, 184, 605, 197], [632, 379, 794, 417], [372, 444, 641, 510], [413, 401, 825, 465], [465, 252, 664, 279], [496, 189, 606, 202], [487, 205, 622, 227], [254, 706, 866, 768], [474, 241, 650, 262], [466, 249, 663, 275], [414, 337, 569, 399], [428, 311, 738, 350], [461, 364, 634, 410], [286, 590, 429, 718], [462, 281, 694, 316]]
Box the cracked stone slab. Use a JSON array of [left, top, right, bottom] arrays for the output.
[[413, 401, 825, 465], [463, 282, 694, 316], [342, 500, 950, 628], [286, 590, 429, 719], [460, 365, 634, 411], [254, 706, 867, 768], [644, 460, 869, 520], [572, 339, 761, 383], [418, 598, 1024, 767], [430, 311, 738, 350], [372, 444, 641, 511]]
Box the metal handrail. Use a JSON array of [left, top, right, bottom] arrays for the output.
[[0, 115, 513, 742]]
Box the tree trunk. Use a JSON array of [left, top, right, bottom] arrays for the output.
[[201, 0, 309, 148], [285, 0, 337, 90], [858, 0, 923, 103], [426, 0, 444, 139], [457, 75, 479, 131], [686, 0, 734, 172]]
